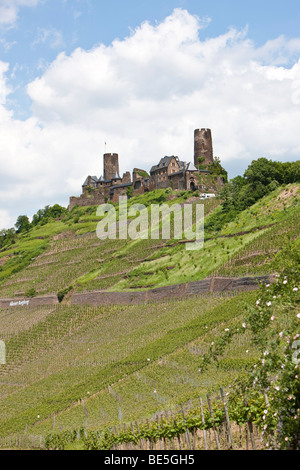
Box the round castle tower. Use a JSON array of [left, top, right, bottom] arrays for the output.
[[194, 128, 214, 167]]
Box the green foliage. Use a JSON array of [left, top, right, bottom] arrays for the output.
[[25, 287, 37, 298], [209, 157, 228, 183], [126, 186, 134, 198], [0, 228, 17, 249], [45, 404, 226, 450], [199, 244, 300, 449], [32, 205, 67, 227], [136, 170, 149, 179], [15, 215, 30, 234], [220, 158, 300, 215], [57, 285, 73, 303]]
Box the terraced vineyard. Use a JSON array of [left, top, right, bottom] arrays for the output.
[[0, 183, 299, 449], [0, 291, 259, 445], [0, 185, 298, 299]]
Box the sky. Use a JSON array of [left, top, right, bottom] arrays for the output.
[[0, 0, 300, 230]]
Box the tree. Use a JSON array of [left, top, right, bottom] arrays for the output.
[[244, 157, 283, 187], [31, 204, 67, 226], [209, 156, 228, 183], [15, 215, 30, 233], [0, 228, 16, 248]]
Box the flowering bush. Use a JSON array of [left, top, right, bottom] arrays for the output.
[[199, 242, 300, 449]]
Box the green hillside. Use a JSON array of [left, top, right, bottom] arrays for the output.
[[0, 168, 299, 449], [0, 183, 299, 299]]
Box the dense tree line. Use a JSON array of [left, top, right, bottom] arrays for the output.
[[221, 158, 300, 213], [0, 204, 67, 248], [205, 158, 300, 233]]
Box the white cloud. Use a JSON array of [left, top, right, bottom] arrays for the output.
[[0, 209, 15, 230], [0, 0, 40, 28], [32, 28, 65, 50], [0, 8, 300, 229]]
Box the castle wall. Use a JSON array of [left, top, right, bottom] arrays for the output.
[[168, 173, 186, 190], [122, 172, 132, 184], [69, 129, 223, 211], [69, 188, 108, 210]]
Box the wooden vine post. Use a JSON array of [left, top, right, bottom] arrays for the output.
[[200, 397, 208, 450], [220, 388, 234, 449], [180, 404, 193, 450], [207, 394, 220, 450]]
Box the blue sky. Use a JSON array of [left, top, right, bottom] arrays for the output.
[[4, 0, 300, 112], [0, 0, 300, 229]]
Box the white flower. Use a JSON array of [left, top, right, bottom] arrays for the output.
[[293, 287, 298, 292], [279, 332, 284, 337], [211, 342, 214, 346], [266, 301, 272, 307], [271, 316, 275, 321], [297, 314, 300, 319], [246, 350, 249, 354], [225, 328, 230, 332], [285, 437, 289, 441], [264, 350, 269, 356], [283, 280, 288, 285], [264, 409, 268, 414], [147, 358, 150, 361], [242, 323, 247, 328], [256, 299, 261, 305], [266, 284, 270, 288], [275, 386, 280, 391], [273, 296, 276, 299]]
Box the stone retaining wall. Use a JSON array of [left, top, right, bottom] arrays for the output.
[[0, 295, 59, 309], [71, 275, 271, 306], [0, 276, 272, 309]]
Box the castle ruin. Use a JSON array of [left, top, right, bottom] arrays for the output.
[[69, 129, 225, 210]]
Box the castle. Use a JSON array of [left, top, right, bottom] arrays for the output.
[[69, 129, 225, 210]]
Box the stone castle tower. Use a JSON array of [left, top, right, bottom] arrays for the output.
[[69, 128, 224, 211], [194, 128, 214, 167], [103, 153, 120, 180]]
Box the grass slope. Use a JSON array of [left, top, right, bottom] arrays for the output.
[[0, 184, 298, 298]]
